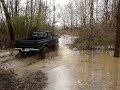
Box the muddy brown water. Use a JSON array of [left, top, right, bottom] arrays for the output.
[[43, 35, 120, 90], [1, 35, 120, 90]]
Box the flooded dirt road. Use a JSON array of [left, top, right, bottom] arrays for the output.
[[1, 35, 120, 90], [44, 35, 120, 90]]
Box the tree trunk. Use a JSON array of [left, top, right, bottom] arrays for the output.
[[104, 0, 109, 24], [44, 0, 47, 30], [52, 0, 56, 33], [89, 0, 94, 48], [1, 0, 15, 47], [83, 0, 87, 26], [10, 0, 14, 17], [25, 0, 29, 37], [30, 0, 33, 29], [37, 0, 42, 29], [114, 0, 120, 57], [15, 0, 18, 16]]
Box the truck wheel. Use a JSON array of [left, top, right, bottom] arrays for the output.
[[39, 47, 48, 59], [52, 44, 59, 51], [16, 51, 25, 58]]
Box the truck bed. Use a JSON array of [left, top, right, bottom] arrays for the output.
[[15, 38, 49, 49]]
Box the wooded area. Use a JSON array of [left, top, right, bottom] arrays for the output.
[[0, 0, 120, 57], [58, 0, 120, 57], [0, 1, 120, 89], [0, 0, 55, 47]]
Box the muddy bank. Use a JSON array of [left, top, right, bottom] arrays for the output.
[[15, 71, 47, 90], [0, 68, 47, 90]]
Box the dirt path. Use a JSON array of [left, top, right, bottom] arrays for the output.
[[1, 35, 120, 90]]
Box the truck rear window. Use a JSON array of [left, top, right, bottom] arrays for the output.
[[32, 32, 47, 37]]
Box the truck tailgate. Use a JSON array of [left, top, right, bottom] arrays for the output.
[[15, 40, 43, 48]]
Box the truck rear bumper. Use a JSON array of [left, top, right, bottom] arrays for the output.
[[15, 48, 40, 52]]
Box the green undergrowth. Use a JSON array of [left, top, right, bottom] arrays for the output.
[[70, 36, 115, 50]]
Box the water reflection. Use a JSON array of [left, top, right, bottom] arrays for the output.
[[44, 35, 120, 90]]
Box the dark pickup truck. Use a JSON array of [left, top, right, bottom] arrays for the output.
[[15, 31, 59, 58]]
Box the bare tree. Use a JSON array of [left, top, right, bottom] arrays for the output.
[[83, 0, 94, 49], [83, 0, 87, 26], [30, 0, 33, 29], [15, 0, 18, 16], [114, 0, 120, 57], [52, 0, 56, 32], [25, 0, 29, 37], [43, 0, 48, 30], [67, 2, 75, 32], [9, 0, 14, 16], [104, 0, 109, 24], [58, 6, 67, 29], [89, 0, 94, 30], [37, 0, 42, 29], [0, 0, 15, 46]]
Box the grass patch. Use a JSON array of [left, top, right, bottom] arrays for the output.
[[99, 37, 115, 46], [70, 36, 115, 50]]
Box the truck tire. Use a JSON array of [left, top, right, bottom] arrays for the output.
[[16, 50, 25, 58], [52, 44, 59, 51], [39, 47, 48, 59]]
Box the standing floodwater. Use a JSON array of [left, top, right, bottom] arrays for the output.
[[1, 35, 119, 90], [44, 35, 120, 90]]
